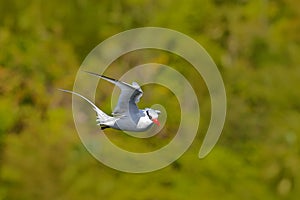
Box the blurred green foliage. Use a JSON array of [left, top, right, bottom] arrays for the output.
[[0, 0, 299, 199]]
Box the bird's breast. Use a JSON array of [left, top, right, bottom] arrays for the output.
[[136, 116, 153, 129]]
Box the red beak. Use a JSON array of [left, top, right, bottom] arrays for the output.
[[152, 118, 160, 126]]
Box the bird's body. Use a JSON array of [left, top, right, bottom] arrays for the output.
[[60, 71, 160, 132], [106, 110, 152, 131]]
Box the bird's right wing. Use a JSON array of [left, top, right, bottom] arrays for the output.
[[83, 71, 143, 116]]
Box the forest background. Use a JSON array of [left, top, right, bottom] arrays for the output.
[[0, 0, 300, 199]]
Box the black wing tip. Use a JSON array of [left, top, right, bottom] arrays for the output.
[[82, 70, 141, 92], [82, 70, 118, 82], [100, 125, 111, 130]]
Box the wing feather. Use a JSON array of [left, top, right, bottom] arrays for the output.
[[83, 71, 143, 116]]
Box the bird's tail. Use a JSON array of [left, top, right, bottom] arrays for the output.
[[58, 89, 114, 126]]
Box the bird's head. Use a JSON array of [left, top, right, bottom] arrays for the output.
[[146, 108, 161, 126]]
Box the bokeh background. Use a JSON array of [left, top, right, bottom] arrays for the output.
[[0, 0, 299, 199]]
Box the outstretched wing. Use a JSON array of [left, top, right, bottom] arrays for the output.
[[83, 71, 143, 116]]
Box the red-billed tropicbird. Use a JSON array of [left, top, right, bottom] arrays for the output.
[[60, 71, 161, 132]]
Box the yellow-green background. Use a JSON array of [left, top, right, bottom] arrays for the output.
[[0, 0, 299, 199]]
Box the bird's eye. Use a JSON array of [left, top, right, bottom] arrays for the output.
[[146, 110, 152, 119]]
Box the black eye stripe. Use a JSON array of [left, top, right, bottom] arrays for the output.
[[146, 110, 152, 119]]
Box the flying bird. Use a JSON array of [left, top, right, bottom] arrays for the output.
[[59, 71, 161, 132]]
